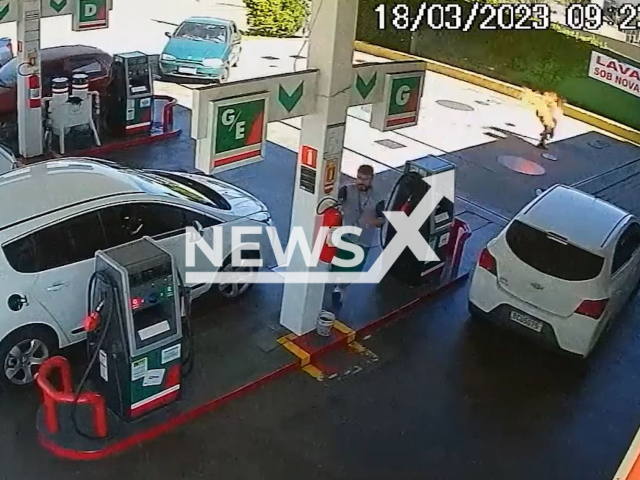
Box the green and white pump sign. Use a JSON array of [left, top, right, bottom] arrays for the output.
[[0, 0, 112, 25], [209, 92, 269, 173], [73, 0, 109, 30], [371, 71, 425, 132]]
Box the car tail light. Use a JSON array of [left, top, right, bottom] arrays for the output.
[[478, 248, 497, 275], [575, 299, 608, 319]]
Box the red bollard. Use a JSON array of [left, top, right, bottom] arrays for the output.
[[155, 95, 177, 133], [444, 218, 472, 281], [35, 356, 108, 438]]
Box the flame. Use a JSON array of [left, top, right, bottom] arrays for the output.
[[520, 89, 564, 130]]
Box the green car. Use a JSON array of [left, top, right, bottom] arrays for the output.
[[160, 17, 241, 83]]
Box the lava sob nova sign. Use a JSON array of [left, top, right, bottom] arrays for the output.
[[210, 92, 269, 172], [371, 71, 425, 132], [589, 51, 640, 98]]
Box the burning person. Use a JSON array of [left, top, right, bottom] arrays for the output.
[[521, 88, 565, 149]]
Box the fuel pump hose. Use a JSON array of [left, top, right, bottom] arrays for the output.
[[380, 173, 422, 249], [176, 271, 195, 377], [70, 270, 126, 441]]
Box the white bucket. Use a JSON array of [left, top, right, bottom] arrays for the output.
[[316, 310, 335, 337]]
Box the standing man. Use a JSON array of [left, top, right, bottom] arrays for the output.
[[331, 164, 386, 309]]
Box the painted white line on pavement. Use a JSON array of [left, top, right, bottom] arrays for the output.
[[613, 425, 640, 480]]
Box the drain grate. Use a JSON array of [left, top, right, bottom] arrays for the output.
[[475, 100, 490, 106], [436, 100, 475, 111], [497, 155, 546, 176], [262, 55, 279, 60], [290, 55, 306, 59], [588, 139, 611, 149], [375, 139, 406, 149]]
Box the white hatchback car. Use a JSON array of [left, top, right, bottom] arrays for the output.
[[0, 158, 272, 386], [469, 184, 640, 357]]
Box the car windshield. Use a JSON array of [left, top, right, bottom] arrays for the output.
[[175, 22, 227, 42], [127, 170, 215, 207], [505, 220, 605, 281], [0, 57, 16, 88]]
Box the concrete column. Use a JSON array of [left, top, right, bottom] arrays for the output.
[[17, 0, 43, 158], [279, 0, 358, 335]]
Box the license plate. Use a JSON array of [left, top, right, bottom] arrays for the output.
[[178, 67, 197, 75], [509, 311, 543, 332]]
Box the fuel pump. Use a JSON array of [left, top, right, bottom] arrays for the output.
[[79, 237, 192, 423], [108, 52, 154, 137], [383, 156, 456, 285]]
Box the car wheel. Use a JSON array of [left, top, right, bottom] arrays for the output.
[[0, 326, 58, 388], [215, 254, 258, 300]]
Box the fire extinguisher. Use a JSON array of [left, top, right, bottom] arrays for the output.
[[28, 74, 41, 109], [317, 197, 343, 264]]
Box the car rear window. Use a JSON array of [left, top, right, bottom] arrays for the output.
[[505, 220, 604, 281]]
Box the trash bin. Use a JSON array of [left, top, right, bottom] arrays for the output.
[[317, 310, 336, 337]]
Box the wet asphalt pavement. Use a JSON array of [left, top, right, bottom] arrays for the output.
[[2, 281, 640, 480], [3, 115, 640, 478]]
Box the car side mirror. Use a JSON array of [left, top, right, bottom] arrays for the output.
[[165, 31, 172, 38], [193, 220, 204, 234]]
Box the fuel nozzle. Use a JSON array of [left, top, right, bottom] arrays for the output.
[[83, 300, 105, 332]]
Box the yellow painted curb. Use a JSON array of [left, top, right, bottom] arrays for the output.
[[354, 40, 640, 146], [333, 320, 356, 343], [302, 364, 325, 381], [277, 338, 311, 367], [348, 341, 367, 354], [276, 333, 297, 345]]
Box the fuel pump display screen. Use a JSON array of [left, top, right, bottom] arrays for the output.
[[130, 268, 178, 351], [128, 57, 151, 95]]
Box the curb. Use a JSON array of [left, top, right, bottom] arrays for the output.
[[38, 273, 468, 461], [279, 272, 470, 377], [354, 41, 640, 147]]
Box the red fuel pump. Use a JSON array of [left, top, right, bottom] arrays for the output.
[[317, 197, 343, 264]]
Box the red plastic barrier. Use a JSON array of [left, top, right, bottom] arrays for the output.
[[444, 218, 472, 280], [35, 356, 108, 438], [154, 95, 177, 133]]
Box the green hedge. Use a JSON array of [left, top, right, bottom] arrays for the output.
[[356, 0, 640, 131], [244, 0, 308, 37]]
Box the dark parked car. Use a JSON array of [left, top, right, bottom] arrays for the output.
[[0, 45, 113, 145]]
